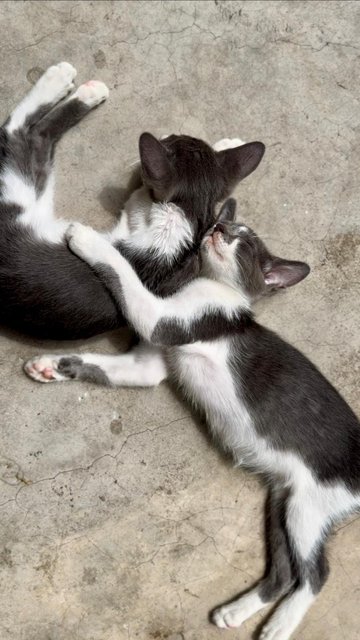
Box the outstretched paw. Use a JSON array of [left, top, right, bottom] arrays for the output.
[[212, 605, 240, 629], [24, 355, 83, 383], [213, 137, 246, 151], [212, 591, 266, 630], [38, 62, 77, 103], [71, 80, 109, 107]]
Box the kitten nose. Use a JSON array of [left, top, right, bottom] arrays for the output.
[[213, 222, 225, 234]]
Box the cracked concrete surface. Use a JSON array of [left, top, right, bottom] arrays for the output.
[[0, 1, 359, 638]]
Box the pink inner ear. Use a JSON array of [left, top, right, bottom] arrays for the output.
[[263, 260, 310, 289], [264, 272, 280, 286]]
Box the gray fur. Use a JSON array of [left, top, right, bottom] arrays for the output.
[[57, 356, 111, 385]]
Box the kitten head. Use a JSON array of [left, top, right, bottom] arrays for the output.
[[138, 133, 265, 241], [201, 198, 310, 300]]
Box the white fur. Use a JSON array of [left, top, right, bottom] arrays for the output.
[[6, 62, 76, 134], [108, 187, 193, 260], [2, 168, 36, 209], [213, 137, 246, 152], [171, 339, 254, 455], [259, 582, 314, 640], [82, 344, 167, 386], [201, 232, 241, 287], [69, 81, 109, 107], [286, 480, 357, 559], [213, 590, 265, 629], [1, 167, 70, 244]]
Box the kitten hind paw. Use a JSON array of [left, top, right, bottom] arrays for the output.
[[39, 62, 77, 102], [71, 80, 109, 107]]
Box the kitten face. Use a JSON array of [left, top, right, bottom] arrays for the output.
[[201, 199, 310, 300], [139, 133, 265, 242]]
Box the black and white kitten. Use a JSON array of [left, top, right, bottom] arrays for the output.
[[0, 62, 264, 339], [29, 199, 359, 640]]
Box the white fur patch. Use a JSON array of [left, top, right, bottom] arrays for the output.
[[201, 232, 241, 287], [259, 582, 314, 640], [70, 80, 109, 107], [81, 344, 168, 386], [213, 589, 265, 629], [172, 338, 254, 454], [1, 168, 35, 209], [213, 137, 246, 151], [4, 169, 69, 243], [111, 187, 193, 261]]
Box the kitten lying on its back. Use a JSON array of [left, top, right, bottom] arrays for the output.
[[39, 199, 359, 640], [0, 62, 264, 339]]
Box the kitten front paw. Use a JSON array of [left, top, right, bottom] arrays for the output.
[[66, 222, 109, 265], [213, 137, 246, 151], [66, 222, 98, 262], [24, 355, 81, 383]]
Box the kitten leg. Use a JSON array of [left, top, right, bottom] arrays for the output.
[[213, 488, 294, 629], [5, 62, 77, 133], [34, 80, 109, 144], [66, 223, 248, 345], [259, 488, 329, 640], [11, 80, 109, 243], [24, 342, 168, 387]]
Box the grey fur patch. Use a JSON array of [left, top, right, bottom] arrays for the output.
[[258, 488, 294, 603], [93, 263, 127, 315], [229, 323, 360, 490], [58, 356, 110, 385], [151, 310, 253, 346]]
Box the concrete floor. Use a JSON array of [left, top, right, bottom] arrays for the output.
[[0, 1, 359, 638]]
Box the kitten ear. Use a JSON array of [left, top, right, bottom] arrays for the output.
[[216, 198, 237, 222], [263, 258, 310, 289], [218, 141, 265, 191], [139, 132, 172, 193]]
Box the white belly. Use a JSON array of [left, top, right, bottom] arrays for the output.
[[167, 339, 309, 482], [168, 339, 254, 455]]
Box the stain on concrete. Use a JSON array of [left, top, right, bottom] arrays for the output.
[[82, 566, 97, 584], [325, 232, 360, 267], [26, 66, 44, 85], [93, 49, 106, 69], [110, 417, 123, 434], [0, 547, 13, 568]]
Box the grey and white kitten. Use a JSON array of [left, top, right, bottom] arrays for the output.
[[27, 199, 360, 639], [0, 62, 264, 339]]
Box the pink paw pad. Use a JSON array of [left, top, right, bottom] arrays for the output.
[[43, 368, 55, 380]]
